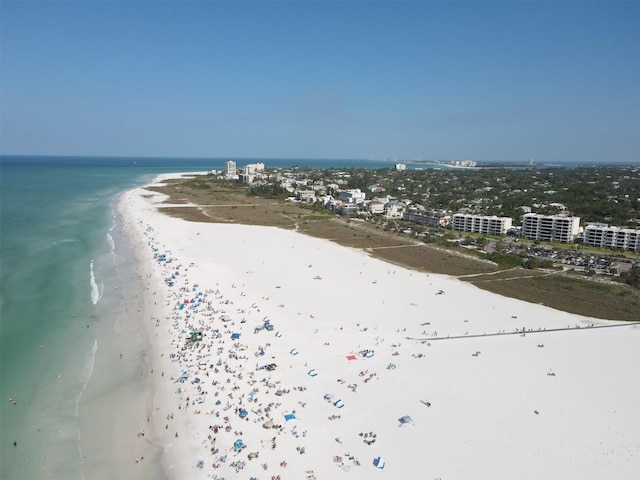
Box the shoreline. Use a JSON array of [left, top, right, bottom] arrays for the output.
[[116, 173, 640, 479], [78, 192, 167, 480]]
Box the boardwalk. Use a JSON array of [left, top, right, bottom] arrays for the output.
[[407, 321, 640, 343]]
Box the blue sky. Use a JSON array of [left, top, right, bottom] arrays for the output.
[[1, 1, 638, 163]]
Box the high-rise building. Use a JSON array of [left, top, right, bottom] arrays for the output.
[[521, 213, 580, 243], [225, 161, 237, 177]]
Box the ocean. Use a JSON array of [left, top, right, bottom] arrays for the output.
[[0, 154, 607, 478]]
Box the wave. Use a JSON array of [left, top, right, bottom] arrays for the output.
[[89, 260, 104, 305], [53, 238, 78, 245], [76, 339, 98, 480], [108, 212, 118, 233], [105, 233, 115, 252], [75, 339, 98, 417]]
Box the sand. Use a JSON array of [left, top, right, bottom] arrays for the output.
[[116, 173, 640, 480]]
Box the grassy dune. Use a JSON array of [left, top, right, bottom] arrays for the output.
[[146, 177, 640, 321]]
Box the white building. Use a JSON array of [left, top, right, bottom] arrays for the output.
[[451, 213, 513, 235], [244, 163, 265, 174], [395, 163, 406, 171], [338, 189, 366, 204], [583, 224, 640, 252], [295, 190, 316, 202], [384, 201, 406, 219], [224, 161, 237, 177], [239, 162, 265, 183], [366, 200, 386, 214], [521, 213, 580, 243], [403, 206, 451, 227], [402, 203, 451, 227]]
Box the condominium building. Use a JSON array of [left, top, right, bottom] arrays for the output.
[[403, 205, 451, 227], [224, 161, 237, 177], [583, 224, 640, 252], [367, 200, 386, 214], [338, 189, 366, 204], [521, 213, 580, 243], [239, 162, 266, 183], [295, 190, 316, 202], [244, 163, 265, 175], [403, 205, 428, 224], [451, 213, 513, 235]]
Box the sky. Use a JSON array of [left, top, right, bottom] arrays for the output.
[[0, 1, 638, 163]]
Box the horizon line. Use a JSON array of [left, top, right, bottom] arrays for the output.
[[2, 153, 636, 166]]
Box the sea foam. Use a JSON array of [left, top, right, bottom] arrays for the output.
[[89, 260, 104, 305], [76, 339, 98, 480], [106, 233, 115, 252], [75, 339, 98, 417]]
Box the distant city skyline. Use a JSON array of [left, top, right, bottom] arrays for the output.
[[1, 1, 638, 164]]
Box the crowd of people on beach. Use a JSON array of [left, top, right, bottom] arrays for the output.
[[135, 219, 380, 479], [119, 183, 639, 480]]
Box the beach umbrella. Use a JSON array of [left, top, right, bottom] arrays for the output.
[[373, 457, 385, 469], [284, 413, 297, 421], [398, 415, 415, 426]]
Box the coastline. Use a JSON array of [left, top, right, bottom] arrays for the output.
[[116, 173, 640, 479], [77, 191, 167, 480]]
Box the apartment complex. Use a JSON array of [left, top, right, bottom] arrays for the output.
[[338, 189, 366, 204], [521, 213, 580, 243], [583, 224, 640, 252], [451, 213, 513, 235], [404, 205, 451, 227], [239, 162, 265, 183]]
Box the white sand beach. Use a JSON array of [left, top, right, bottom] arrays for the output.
[[117, 173, 640, 480]]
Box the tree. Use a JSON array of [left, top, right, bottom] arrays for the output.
[[523, 258, 553, 269], [620, 265, 640, 288]]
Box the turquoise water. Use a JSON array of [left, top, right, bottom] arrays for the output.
[[0, 159, 140, 478], [0, 157, 198, 478]]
